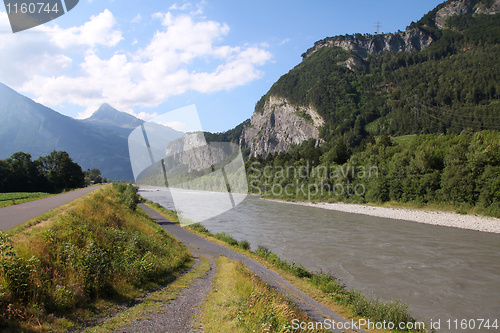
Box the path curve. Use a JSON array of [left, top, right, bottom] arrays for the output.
[[139, 203, 367, 333], [0, 185, 104, 231]]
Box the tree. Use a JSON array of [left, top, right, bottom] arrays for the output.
[[84, 168, 103, 185], [37, 151, 85, 191], [5, 152, 46, 192]]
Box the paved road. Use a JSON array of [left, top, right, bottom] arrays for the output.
[[0, 185, 104, 231], [136, 203, 367, 333]]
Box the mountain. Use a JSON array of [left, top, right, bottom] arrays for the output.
[[83, 103, 144, 130], [215, 0, 500, 158], [0, 84, 135, 180]]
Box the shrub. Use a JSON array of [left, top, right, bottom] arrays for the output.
[[114, 183, 140, 211], [188, 223, 210, 234], [238, 239, 250, 250], [214, 232, 238, 246]]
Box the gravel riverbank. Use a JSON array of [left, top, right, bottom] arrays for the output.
[[268, 200, 500, 234]]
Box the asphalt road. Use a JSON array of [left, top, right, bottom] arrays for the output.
[[0, 185, 104, 231], [135, 203, 367, 333]]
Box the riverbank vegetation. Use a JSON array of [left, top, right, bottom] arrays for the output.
[[246, 130, 500, 218], [187, 223, 426, 332], [0, 184, 190, 332], [200, 256, 329, 333]]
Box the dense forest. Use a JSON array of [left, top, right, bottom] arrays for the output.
[[246, 131, 500, 217], [0, 151, 103, 193]]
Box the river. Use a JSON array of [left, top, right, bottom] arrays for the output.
[[140, 188, 500, 332]]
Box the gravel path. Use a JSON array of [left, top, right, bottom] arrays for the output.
[[267, 199, 500, 234], [117, 256, 216, 333], [135, 203, 367, 333], [0, 185, 104, 231]]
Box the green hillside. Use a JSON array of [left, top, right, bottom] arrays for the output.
[[256, 10, 500, 147]]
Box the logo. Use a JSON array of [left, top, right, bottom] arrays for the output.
[[128, 105, 248, 226], [3, 0, 79, 33]]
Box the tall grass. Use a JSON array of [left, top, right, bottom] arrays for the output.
[[201, 256, 329, 333], [0, 185, 190, 332]]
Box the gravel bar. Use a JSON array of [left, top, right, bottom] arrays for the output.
[[269, 200, 500, 234]]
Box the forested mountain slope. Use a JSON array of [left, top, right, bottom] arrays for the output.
[[210, 0, 499, 157]]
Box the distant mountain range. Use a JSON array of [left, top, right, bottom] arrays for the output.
[[0, 83, 182, 181]]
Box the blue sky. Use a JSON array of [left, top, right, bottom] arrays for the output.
[[0, 0, 443, 133]]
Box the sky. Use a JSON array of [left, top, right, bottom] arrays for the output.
[[0, 0, 444, 133]]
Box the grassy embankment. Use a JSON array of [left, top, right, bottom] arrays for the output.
[[185, 221, 427, 333], [0, 192, 53, 208], [200, 256, 330, 333], [0, 184, 191, 332]]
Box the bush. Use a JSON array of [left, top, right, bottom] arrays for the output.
[[238, 239, 250, 250], [188, 223, 210, 234], [114, 183, 139, 211], [214, 232, 238, 246]]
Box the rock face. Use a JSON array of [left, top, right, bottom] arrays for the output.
[[476, 0, 500, 14], [302, 28, 434, 61], [240, 96, 324, 157], [436, 0, 500, 29], [165, 132, 235, 172], [302, 0, 500, 61]]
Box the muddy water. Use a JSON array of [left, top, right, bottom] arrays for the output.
[[140, 188, 500, 332]]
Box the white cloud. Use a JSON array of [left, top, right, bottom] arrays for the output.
[[50, 9, 123, 49], [3, 9, 272, 119], [131, 14, 142, 23]]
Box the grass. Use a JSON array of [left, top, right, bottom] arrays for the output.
[[0, 192, 53, 208], [186, 224, 427, 333], [85, 256, 210, 333], [199, 256, 329, 333], [0, 184, 191, 332], [140, 198, 181, 224], [391, 134, 418, 145]]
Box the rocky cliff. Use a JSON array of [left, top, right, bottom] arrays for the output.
[[240, 96, 324, 158], [302, 27, 434, 61], [435, 0, 500, 29], [302, 0, 500, 61]]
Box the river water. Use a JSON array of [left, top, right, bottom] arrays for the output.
[[140, 188, 500, 332]]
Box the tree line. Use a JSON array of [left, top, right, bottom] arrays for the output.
[[246, 131, 500, 218], [0, 151, 106, 193]]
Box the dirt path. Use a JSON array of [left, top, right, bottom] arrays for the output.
[[136, 203, 367, 333], [0, 185, 104, 231], [117, 256, 216, 333]]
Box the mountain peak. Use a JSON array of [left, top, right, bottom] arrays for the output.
[[86, 104, 143, 129]]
